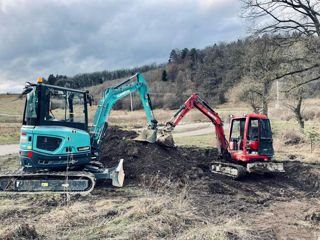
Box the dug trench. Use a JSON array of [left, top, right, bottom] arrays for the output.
[[100, 127, 320, 239]]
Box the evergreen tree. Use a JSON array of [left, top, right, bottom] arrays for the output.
[[181, 48, 189, 60], [169, 49, 178, 63], [162, 70, 168, 81], [48, 74, 56, 85]]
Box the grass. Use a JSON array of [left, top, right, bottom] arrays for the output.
[[0, 168, 232, 240], [0, 154, 19, 171], [174, 134, 218, 148], [0, 151, 248, 240], [0, 123, 20, 145], [0, 94, 24, 116], [0, 95, 22, 145]]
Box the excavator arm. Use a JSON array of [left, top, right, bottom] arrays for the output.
[[90, 73, 158, 158], [159, 93, 227, 152]]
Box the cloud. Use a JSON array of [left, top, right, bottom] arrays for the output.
[[0, 0, 245, 93]]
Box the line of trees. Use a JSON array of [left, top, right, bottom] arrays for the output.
[[44, 64, 161, 88]]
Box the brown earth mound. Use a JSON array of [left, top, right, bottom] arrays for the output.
[[99, 127, 219, 181], [99, 127, 320, 194]]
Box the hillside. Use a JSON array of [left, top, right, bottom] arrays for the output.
[[42, 35, 320, 117]]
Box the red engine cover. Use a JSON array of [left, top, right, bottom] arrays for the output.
[[249, 141, 259, 151]]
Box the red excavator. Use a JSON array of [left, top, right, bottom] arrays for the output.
[[157, 93, 284, 178]]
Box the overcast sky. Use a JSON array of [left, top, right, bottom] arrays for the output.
[[0, 0, 246, 93]]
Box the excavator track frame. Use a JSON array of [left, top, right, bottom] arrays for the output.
[[0, 170, 95, 194], [211, 161, 247, 179]]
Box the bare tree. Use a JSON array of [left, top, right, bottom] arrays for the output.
[[241, 0, 320, 89], [283, 86, 305, 130], [241, 0, 320, 126], [241, 0, 320, 36], [236, 36, 284, 115]]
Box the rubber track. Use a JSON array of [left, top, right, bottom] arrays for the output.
[[0, 170, 95, 195], [211, 161, 247, 179]]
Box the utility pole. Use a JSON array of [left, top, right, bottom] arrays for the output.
[[275, 80, 280, 109]]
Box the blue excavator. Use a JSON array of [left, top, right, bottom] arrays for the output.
[[0, 73, 158, 194]]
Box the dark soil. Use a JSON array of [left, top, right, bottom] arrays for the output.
[[100, 127, 219, 182], [99, 127, 320, 239], [100, 127, 320, 193]]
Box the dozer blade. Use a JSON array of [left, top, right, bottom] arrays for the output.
[[93, 159, 125, 187], [156, 131, 175, 147], [135, 128, 157, 143], [111, 159, 125, 187], [246, 162, 285, 174]]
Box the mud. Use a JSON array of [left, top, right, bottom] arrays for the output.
[[100, 127, 320, 239]]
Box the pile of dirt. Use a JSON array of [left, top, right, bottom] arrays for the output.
[[99, 127, 320, 195], [99, 127, 219, 182]]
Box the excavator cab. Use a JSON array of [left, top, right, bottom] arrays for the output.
[[229, 118, 246, 151], [228, 114, 274, 163], [21, 82, 92, 171]]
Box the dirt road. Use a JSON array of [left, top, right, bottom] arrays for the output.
[[173, 126, 214, 137], [0, 144, 19, 156]]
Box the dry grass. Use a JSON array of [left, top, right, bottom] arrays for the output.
[[0, 123, 21, 144], [1, 165, 267, 240], [0, 167, 280, 240], [0, 94, 24, 116], [0, 170, 236, 240]]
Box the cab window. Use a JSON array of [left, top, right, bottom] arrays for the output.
[[230, 119, 246, 140], [248, 119, 259, 141]]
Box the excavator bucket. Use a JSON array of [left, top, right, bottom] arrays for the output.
[[156, 129, 175, 147], [135, 128, 158, 143]]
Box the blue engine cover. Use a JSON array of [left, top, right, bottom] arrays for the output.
[[20, 126, 91, 171]]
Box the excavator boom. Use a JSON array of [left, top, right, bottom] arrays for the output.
[[90, 73, 158, 158], [158, 93, 227, 151]]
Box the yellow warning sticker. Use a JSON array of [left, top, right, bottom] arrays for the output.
[[27, 146, 32, 149], [41, 183, 48, 187]]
